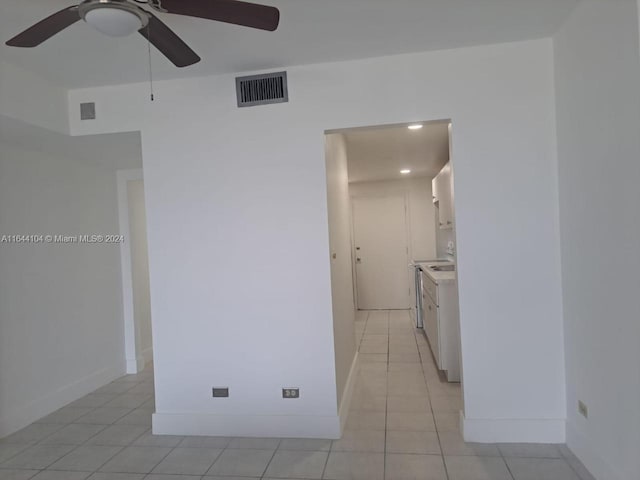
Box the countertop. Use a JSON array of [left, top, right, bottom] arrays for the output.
[[415, 261, 456, 284]]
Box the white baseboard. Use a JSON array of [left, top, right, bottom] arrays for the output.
[[153, 353, 353, 439], [0, 361, 126, 438], [153, 412, 342, 439], [566, 422, 624, 480], [461, 412, 566, 443], [126, 357, 140, 374], [141, 347, 153, 366], [126, 348, 153, 374], [337, 352, 359, 433], [136, 355, 145, 372]]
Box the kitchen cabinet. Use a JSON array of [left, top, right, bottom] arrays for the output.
[[432, 172, 440, 204], [423, 292, 439, 363], [421, 270, 460, 382], [432, 162, 453, 229]]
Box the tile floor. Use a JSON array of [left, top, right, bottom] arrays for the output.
[[0, 309, 595, 480]]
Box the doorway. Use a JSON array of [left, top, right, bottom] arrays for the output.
[[117, 169, 153, 374], [352, 194, 410, 309], [325, 118, 462, 384], [334, 121, 450, 315]]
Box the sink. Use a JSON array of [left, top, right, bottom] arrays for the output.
[[430, 265, 455, 272]]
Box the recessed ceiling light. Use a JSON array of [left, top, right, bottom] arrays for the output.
[[408, 124, 423, 130], [400, 169, 411, 174]]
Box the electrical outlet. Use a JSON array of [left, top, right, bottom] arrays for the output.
[[282, 388, 300, 399], [578, 400, 588, 418], [212, 387, 229, 398]]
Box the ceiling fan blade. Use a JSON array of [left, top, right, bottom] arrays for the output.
[[160, 0, 280, 31], [6, 6, 81, 47], [139, 13, 201, 68]]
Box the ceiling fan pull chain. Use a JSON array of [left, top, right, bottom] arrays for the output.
[[146, 20, 155, 101]]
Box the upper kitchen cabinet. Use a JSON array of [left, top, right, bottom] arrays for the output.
[[432, 162, 453, 229]]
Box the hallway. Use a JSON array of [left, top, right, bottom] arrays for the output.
[[348, 310, 592, 480], [0, 310, 593, 480]]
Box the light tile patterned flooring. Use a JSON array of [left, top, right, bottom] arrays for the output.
[[0, 309, 595, 480]]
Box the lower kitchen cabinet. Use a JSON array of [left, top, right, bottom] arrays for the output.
[[421, 273, 460, 382], [424, 293, 439, 363]]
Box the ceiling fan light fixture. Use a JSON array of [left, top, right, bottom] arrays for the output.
[[6, 0, 279, 67], [79, 0, 148, 37]]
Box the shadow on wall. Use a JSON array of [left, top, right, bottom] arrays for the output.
[[0, 117, 142, 437]]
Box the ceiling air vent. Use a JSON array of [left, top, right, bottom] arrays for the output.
[[80, 102, 96, 120], [236, 71, 288, 107]]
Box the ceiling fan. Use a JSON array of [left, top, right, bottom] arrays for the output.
[[5, 0, 280, 68]]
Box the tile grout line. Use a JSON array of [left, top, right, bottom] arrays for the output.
[[53, 443, 126, 474], [259, 438, 282, 479], [198, 435, 231, 477], [382, 309, 390, 480], [105, 442, 177, 477], [559, 447, 592, 480], [413, 317, 450, 480], [29, 429, 126, 473], [499, 447, 517, 480], [319, 437, 332, 480], [0, 380, 154, 474], [324, 307, 373, 475], [2, 318, 591, 480], [169, 440, 225, 477], [46, 385, 159, 476], [0, 445, 32, 467], [82, 420, 147, 448]]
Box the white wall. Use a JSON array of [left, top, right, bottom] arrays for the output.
[[0, 61, 69, 134], [0, 141, 126, 436], [325, 134, 357, 419], [127, 179, 153, 367], [553, 1, 640, 478], [66, 38, 565, 442]]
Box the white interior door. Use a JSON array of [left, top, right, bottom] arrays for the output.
[[352, 195, 411, 310]]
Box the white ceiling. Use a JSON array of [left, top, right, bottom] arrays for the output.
[[0, 114, 142, 170], [344, 122, 450, 183], [0, 0, 579, 89]]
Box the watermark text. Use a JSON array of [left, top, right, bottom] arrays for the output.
[[1, 234, 124, 244]]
